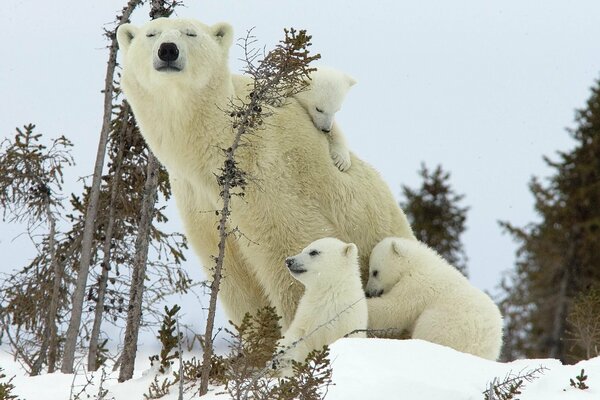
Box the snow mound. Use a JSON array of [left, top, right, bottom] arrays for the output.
[[3, 339, 599, 399]]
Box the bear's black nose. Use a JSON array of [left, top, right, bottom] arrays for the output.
[[285, 258, 294, 268], [158, 42, 179, 62]]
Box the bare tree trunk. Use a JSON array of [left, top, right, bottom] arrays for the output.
[[199, 178, 231, 395], [87, 115, 130, 371], [61, 0, 142, 374], [31, 204, 60, 375], [45, 211, 62, 373], [549, 269, 569, 360], [549, 237, 578, 361], [118, 152, 159, 382]]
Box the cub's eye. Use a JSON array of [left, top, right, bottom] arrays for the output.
[[146, 32, 157, 38], [309, 250, 320, 257], [372, 270, 379, 277], [186, 31, 197, 37], [315, 107, 323, 113]]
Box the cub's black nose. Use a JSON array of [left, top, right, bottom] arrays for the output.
[[158, 42, 179, 62], [285, 258, 294, 268]]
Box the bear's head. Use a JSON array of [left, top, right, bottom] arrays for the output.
[[295, 67, 356, 133], [284, 237, 359, 287], [365, 237, 409, 298], [116, 18, 233, 93]]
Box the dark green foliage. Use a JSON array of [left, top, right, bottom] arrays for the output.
[[499, 79, 600, 362], [270, 347, 333, 400], [149, 304, 182, 374], [144, 376, 174, 399], [94, 339, 109, 370], [566, 284, 600, 359], [569, 369, 589, 390], [0, 124, 75, 374], [400, 163, 469, 276], [230, 306, 283, 368], [0, 367, 21, 400], [483, 366, 546, 400], [0, 123, 73, 225]]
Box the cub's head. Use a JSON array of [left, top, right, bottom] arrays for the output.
[[284, 237, 358, 287], [116, 18, 233, 93], [295, 67, 356, 133], [365, 237, 410, 298]]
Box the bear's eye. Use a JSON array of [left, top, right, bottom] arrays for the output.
[[185, 31, 197, 37], [372, 270, 379, 278], [146, 32, 157, 38], [309, 250, 320, 257], [315, 107, 324, 113]]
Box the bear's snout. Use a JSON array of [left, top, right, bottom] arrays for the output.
[[365, 289, 384, 298], [158, 42, 180, 62]]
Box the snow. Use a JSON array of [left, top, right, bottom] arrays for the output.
[[2, 339, 598, 399]]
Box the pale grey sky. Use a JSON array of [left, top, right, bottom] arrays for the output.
[[2, 1, 600, 337]]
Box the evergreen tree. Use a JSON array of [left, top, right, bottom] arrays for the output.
[[400, 163, 469, 277], [499, 78, 600, 363]]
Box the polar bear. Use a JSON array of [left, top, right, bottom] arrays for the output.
[[294, 67, 356, 171], [277, 237, 367, 372], [365, 237, 503, 360], [116, 18, 415, 330]]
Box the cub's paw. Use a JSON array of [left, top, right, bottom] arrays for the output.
[[330, 148, 351, 172]]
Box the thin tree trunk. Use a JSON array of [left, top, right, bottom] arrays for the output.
[[548, 230, 580, 362], [118, 152, 159, 382], [45, 210, 62, 373], [87, 115, 130, 371], [61, 0, 142, 374], [199, 179, 231, 395], [31, 204, 60, 375], [549, 268, 569, 360]]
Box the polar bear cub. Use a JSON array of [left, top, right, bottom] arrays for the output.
[[365, 237, 503, 360], [278, 237, 367, 371], [294, 67, 356, 172]]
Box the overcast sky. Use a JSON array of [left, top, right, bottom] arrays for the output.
[[2, 1, 600, 338]]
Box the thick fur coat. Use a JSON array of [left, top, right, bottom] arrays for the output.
[[366, 237, 503, 360], [279, 238, 367, 367], [116, 18, 414, 329]]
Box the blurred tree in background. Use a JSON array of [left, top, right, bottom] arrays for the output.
[[499, 79, 600, 363], [400, 163, 470, 277]]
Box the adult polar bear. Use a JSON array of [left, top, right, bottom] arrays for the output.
[[116, 17, 414, 329]]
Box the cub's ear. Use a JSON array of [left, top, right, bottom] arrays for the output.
[[391, 240, 403, 257], [212, 22, 234, 49], [117, 23, 138, 55], [343, 243, 358, 258], [346, 74, 357, 88]]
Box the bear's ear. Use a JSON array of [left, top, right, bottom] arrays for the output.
[[117, 23, 138, 55], [391, 240, 403, 257], [212, 22, 234, 49], [343, 243, 357, 258]]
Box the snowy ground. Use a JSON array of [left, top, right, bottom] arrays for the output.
[[2, 339, 598, 399]]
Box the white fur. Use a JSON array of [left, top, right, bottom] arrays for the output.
[[366, 237, 503, 360], [116, 18, 415, 331], [295, 67, 356, 171], [278, 238, 367, 372]]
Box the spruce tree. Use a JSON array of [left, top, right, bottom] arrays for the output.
[[499, 78, 600, 363], [400, 163, 469, 276]]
